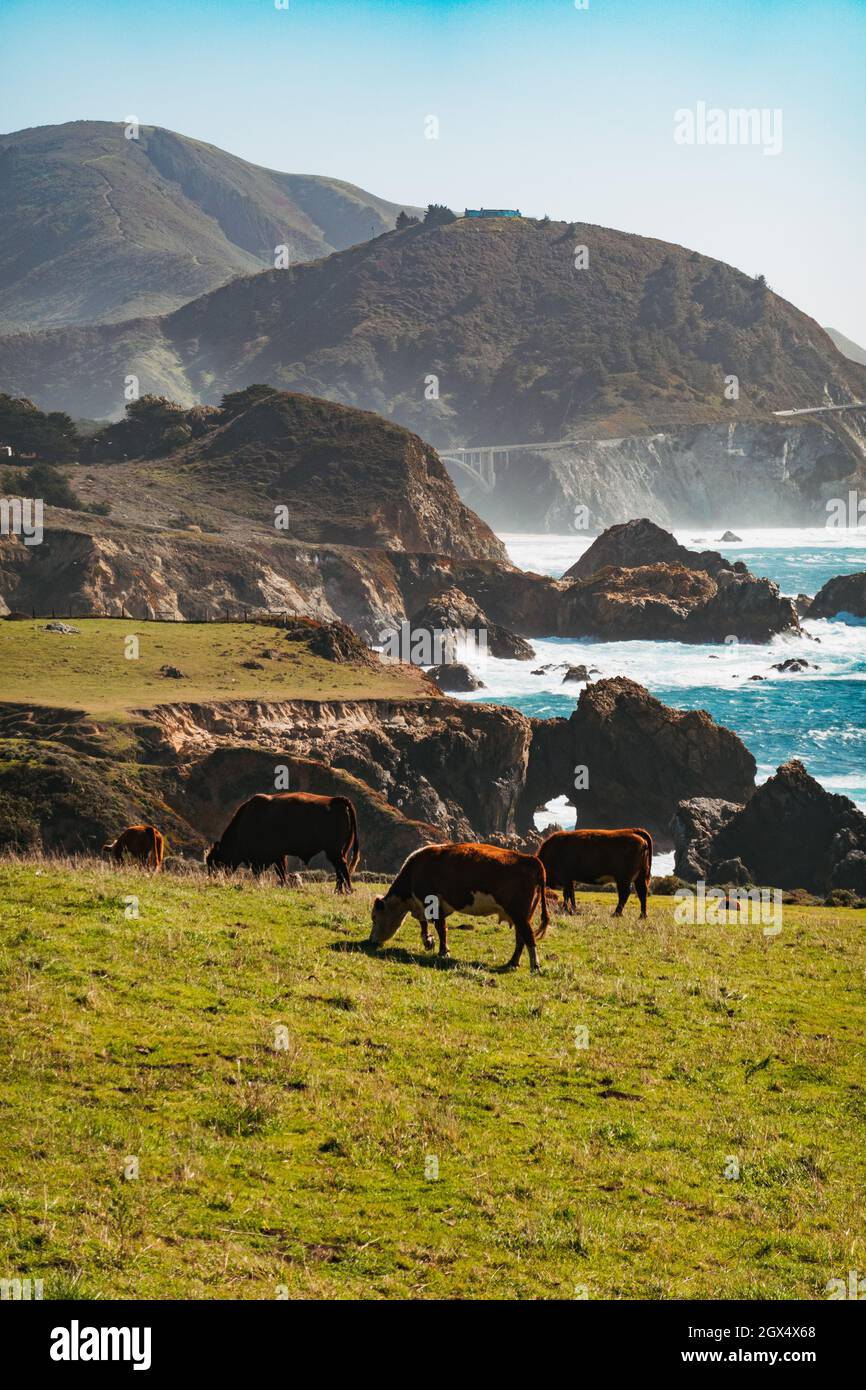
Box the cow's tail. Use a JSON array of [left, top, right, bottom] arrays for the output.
[[533, 859, 550, 941], [633, 828, 653, 887], [341, 798, 360, 871]]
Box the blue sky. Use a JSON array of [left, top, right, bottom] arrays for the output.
[[2, 0, 865, 344]]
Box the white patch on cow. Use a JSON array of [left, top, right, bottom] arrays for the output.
[[466, 892, 510, 923]]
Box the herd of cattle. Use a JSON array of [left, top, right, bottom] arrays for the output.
[[103, 791, 653, 972]]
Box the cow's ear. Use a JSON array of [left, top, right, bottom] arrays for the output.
[[373, 895, 382, 908]]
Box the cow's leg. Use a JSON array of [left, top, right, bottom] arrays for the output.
[[419, 912, 435, 951], [635, 870, 648, 919], [329, 853, 351, 894], [517, 916, 541, 973], [612, 879, 631, 916], [433, 913, 450, 960], [503, 921, 524, 970], [564, 880, 577, 914]]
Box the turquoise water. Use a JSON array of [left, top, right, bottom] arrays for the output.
[[465, 530, 866, 811]]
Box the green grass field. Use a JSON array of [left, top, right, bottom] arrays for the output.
[[0, 619, 430, 714], [1, 857, 864, 1300]]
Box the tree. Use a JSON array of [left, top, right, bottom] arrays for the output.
[[396, 210, 420, 229], [0, 394, 80, 463], [20, 462, 82, 510], [423, 204, 457, 226]]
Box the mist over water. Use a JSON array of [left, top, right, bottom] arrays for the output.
[[460, 529, 866, 818]]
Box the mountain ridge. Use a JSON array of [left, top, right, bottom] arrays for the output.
[[1, 212, 864, 434], [0, 120, 421, 331]]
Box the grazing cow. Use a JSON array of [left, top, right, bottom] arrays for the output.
[[369, 842, 549, 972], [103, 824, 165, 872], [206, 792, 360, 893], [538, 827, 652, 918]]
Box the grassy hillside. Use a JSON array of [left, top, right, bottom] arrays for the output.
[[0, 858, 863, 1299], [0, 122, 420, 332], [0, 618, 432, 715], [3, 215, 865, 430]]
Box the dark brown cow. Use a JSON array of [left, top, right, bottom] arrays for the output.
[[369, 842, 549, 972], [538, 828, 653, 918], [103, 824, 165, 871], [206, 792, 359, 892]]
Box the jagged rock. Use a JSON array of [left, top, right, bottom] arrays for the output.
[[564, 518, 746, 583], [684, 571, 800, 643], [522, 677, 756, 847], [748, 674, 766, 681], [554, 520, 798, 644], [409, 586, 534, 661], [718, 531, 742, 543], [772, 657, 816, 673], [810, 571, 866, 620], [671, 797, 744, 881], [280, 617, 377, 667], [706, 760, 866, 893], [44, 621, 79, 634], [562, 665, 593, 683], [712, 857, 752, 886], [794, 593, 814, 617], [159, 664, 185, 679], [428, 663, 484, 692]]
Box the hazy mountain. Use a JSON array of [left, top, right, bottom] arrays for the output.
[[0, 121, 420, 331], [825, 327, 866, 367], [2, 214, 865, 433]]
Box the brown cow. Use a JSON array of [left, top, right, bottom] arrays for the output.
[[369, 842, 549, 972], [206, 792, 360, 892], [538, 828, 652, 918], [103, 824, 165, 871]]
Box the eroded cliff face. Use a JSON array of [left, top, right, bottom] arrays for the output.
[[453, 416, 866, 531], [0, 679, 758, 867], [0, 518, 799, 644]]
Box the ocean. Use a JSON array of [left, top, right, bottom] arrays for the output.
[[452, 528, 866, 861]]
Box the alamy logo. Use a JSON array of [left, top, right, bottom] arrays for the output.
[[674, 102, 783, 157], [674, 881, 782, 931], [0, 1277, 43, 1299], [0, 497, 43, 545], [378, 622, 488, 667], [50, 1320, 152, 1371], [826, 1270, 866, 1299]]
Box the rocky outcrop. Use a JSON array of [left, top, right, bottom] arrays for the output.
[[521, 677, 757, 847], [671, 798, 747, 881], [564, 518, 743, 583], [428, 663, 484, 692], [671, 759, 866, 893], [556, 520, 800, 643], [810, 571, 866, 620]]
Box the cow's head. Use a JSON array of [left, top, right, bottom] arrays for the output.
[[205, 842, 225, 873], [369, 893, 408, 945]]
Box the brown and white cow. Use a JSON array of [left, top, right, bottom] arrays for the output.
[[206, 792, 360, 892], [103, 824, 166, 872], [538, 827, 653, 918], [369, 842, 549, 972]]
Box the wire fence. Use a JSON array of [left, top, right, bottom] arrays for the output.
[[7, 606, 305, 626]]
